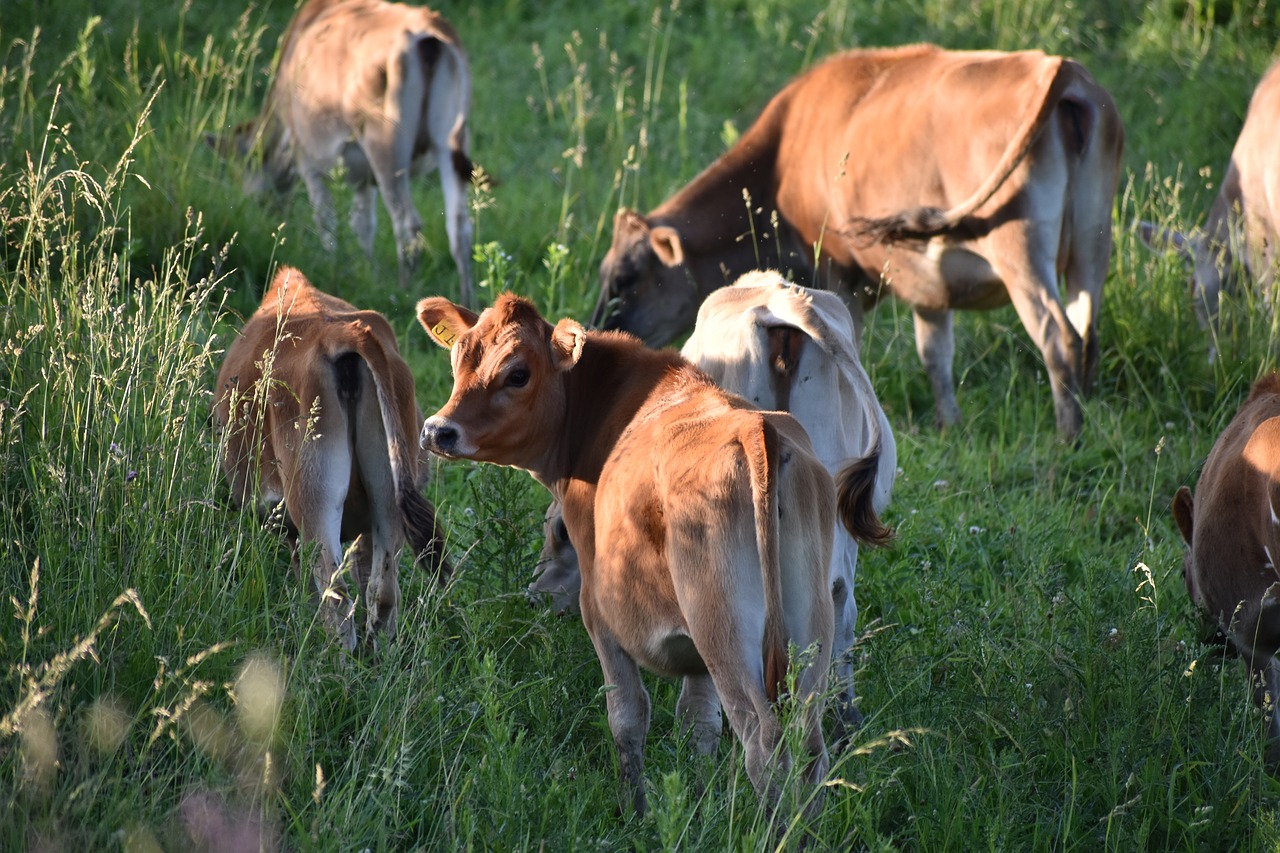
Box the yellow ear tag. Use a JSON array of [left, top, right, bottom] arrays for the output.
[[430, 321, 457, 348]]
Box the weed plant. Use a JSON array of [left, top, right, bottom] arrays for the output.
[[4, 0, 1280, 849]]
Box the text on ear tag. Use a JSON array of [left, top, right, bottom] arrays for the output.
[[430, 321, 457, 347]]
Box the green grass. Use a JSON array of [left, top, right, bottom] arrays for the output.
[[4, 0, 1280, 848]]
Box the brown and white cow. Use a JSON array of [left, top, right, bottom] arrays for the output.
[[593, 44, 1125, 441], [1141, 60, 1280, 362], [211, 0, 475, 304], [531, 271, 895, 746], [1173, 372, 1280, 768], [214, 266, 450, 653], [417, 293, 890, 816]]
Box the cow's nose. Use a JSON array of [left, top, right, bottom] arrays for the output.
[[421, 417, 459, 454]]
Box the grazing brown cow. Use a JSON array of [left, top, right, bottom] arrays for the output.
[[531, 271, 895, 746], [1141, 61, 1280, 362], [593, 44, 1125, 440], [1173, 372, 1280, 767], [417, 293, 890, 817], [212, 0, 475, 304], [214, 266, 449, 653]]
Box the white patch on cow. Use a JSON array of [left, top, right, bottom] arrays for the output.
[[1266, 544, 1275, 571], [1066, 291, 1093, 340], [1270, 494, 1280, 527]]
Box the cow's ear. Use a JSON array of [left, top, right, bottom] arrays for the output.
[[614, 208, 647, 234], [1137, 220, 1191, 259], [550, 318, 586, 371], [1171, 486, 1194, 545], [417, 297, 478, 349], [650, 226, 685, 267]]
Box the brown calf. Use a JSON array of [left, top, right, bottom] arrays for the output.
[[212, 0, 475, 304], [531, 271, 895, 747], [214, 266, 449, 652], [594, 44, 1124, 440], [1173, 372, 1280, 766], [417, 294, 888, 816]]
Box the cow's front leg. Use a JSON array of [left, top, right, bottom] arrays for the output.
[[299, 169, 339, 253], [584, 615, 651, 816], [1255, 655, 1280, 768], [349, 184, 379, 258], [912, 307, 962, 429], [675, 674, 721, 755]]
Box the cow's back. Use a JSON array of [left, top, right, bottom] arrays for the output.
[[588, 368, 834, 675], [772, 46, 1064, 263], [273, 0, 460, 130]]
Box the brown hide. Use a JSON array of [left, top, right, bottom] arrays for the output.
[[1176, 372, 1280, 767], [214, 266, 448, 653], [417, 293, 835, 818], [214, 0, 475, 304], [596, 44, 1125, 440]]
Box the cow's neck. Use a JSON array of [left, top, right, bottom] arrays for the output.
[[649, 105, 787, 271], [542, 333, 683, 492]]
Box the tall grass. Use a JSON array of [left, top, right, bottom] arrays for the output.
[[4, 0, 1280, 848]]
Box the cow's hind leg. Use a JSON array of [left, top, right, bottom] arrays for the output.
[[351, 362, 403, 645], [582, 608, 652, 816], [912, 307, 962, 429], [830, 564, 863, 748]]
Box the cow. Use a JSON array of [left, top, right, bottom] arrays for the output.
[[214, 265, 450, 653], [1140, 60, 1280, 362], [210, 0, 475, 305], [416, 292, 892, 817], [1173, 372, 1280, 769], [593, 44, 1125, 441], [531, 271, 896, 746]]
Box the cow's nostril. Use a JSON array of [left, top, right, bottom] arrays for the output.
[[422, 420, 459, 453]]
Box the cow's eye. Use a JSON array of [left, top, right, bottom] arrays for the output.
[[507, 367, 530, 388]]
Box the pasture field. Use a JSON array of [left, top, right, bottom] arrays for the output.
[[5, 0, 1280, 848]]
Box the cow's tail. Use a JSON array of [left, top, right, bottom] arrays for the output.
[[417, 33, 475, 186], [340, 325, 451, 580], [764, 284, 896, 536], [743, 419, 790, 703], [831, 346, 895, 546], [834, 447, 894, 548], [855, 55, 1072, 243]]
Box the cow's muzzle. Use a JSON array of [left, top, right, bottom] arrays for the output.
[[421, 416, 463, 457]]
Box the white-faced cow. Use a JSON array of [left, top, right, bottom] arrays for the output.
[[212, 0, 475, 305], [531, 271, 895, 746], [1173, 372, 1280, 768], [1141, 60, 1280, 362], [593, 44, 1125, 441], [214, 266, 450, 653], [417, 293, 890, 816]]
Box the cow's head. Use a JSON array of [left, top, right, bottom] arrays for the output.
[[417, 294, 586, 469], [527, 499, 581, 615], [204, 118, 296, 197], [1137, 221, 1233, 357], [592, 209, 702, 346]]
